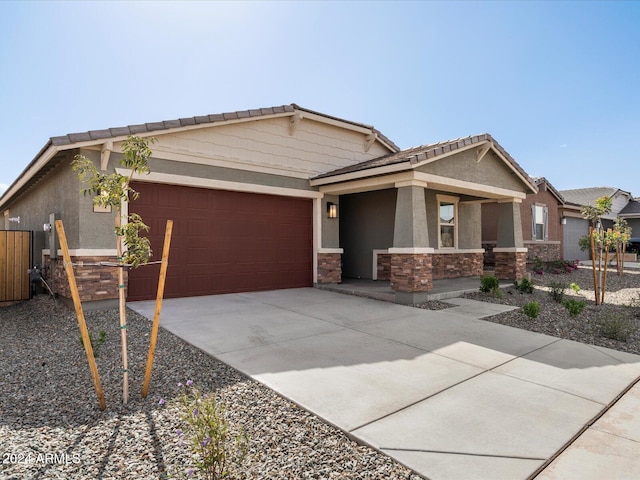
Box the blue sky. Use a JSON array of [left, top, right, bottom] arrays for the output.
[[1, 1, 638, 197]]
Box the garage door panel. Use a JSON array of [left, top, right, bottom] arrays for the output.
[[127, 183, 312, 300]]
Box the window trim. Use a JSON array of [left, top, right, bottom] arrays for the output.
[[437, 194, 459, 249], [531, 203, 548, 241]]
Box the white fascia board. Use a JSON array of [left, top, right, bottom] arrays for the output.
[[413, 171, 527, 200], [116, 169, 323, 199], [0, 144, 59, 208]]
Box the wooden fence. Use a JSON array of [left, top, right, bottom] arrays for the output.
[[0, 231, 31, 302]]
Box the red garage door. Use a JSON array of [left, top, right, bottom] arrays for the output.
[[127, 182, 313, 301]]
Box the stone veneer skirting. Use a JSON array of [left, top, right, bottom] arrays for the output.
[[494, 251, 527, 280], [524, 241, 562, 263], [432, 252, 484, 279], [48, 255, 125, 302], [390, 254, 432, 292], [376, 253, 392, 281], [317, 253, 342, 284]]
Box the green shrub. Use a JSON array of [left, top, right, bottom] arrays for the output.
[[563, 299, 585, 317], [522, 301, 540, 319], [480, 275, 500, 295], [595, 317, 636, 342], [548, 281, 568, 303], [513, 277, 534, 294], [79, 329, 106, 358], [569, 282, 581, 294]]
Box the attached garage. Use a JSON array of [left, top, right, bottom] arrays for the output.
[[127, 182, 313, 301]]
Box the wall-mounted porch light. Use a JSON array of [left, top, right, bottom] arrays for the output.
[[327, 202, 338, 219]]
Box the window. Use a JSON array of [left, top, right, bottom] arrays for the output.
[[438, 195, 458, 248], [532, 205, 548, 241]]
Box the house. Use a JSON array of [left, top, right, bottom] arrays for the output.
[[0, 104, 537, 306], [559, 187, 637, 261], [482, 177, 565, 266]]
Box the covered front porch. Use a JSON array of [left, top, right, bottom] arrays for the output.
[[312, 135, 537, 304]]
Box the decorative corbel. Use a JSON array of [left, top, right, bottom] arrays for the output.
[[101, 141, 113, 171], [289, 112, 303, 136], [476, 141, 492, 163], [364, 133, 377, 152]]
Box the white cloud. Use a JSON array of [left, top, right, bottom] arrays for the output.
[[559, 144, 567, 148]]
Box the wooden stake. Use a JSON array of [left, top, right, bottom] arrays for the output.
[[55, 220, 106, 410], [590, 227, 599, 305], [142, 219, 173, 398], [116, 212, 129, 404], [601, 248, 609, 305]]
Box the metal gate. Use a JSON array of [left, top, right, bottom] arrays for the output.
[[0, 230, 32, 302]]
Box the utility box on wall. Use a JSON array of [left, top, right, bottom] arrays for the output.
[[48, 213, 58, 259]]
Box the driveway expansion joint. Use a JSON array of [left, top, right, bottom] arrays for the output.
[[381, 447, 547, 462]]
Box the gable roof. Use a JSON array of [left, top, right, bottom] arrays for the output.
[[312, 133, 538, 194], [47, 103, 399, 152], [533, 177, 565, 204], [559, 187, 630, 207], [619, 198, 640, 217], [0, 104, 398, 209]]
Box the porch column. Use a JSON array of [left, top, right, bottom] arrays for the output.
[[316, 195, 343, 284], [389, 184, 434, 304], [494, 199, 527, 280]]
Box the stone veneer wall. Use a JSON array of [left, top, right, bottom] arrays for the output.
[[317, 253, 342, 284], [494, 251, 527, 280], [48, 255, 124, 302], [524, 242, 562, 263], [376, 253, 392, 281], [390, 254, 432, 292], [432, 252, 484, 279]]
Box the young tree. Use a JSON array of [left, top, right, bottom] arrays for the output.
[[73, 135, 154, 404], [613, 216, 632, 275], [581, 196, 612, 305]]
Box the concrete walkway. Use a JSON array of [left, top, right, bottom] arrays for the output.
[[130, 288, 640, 480]]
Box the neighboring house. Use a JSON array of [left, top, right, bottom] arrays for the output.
[[0, 104, 536, 305], [559, 187, 636, 261], [482, 177, 564, 265]]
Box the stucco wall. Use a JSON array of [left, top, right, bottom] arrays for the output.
[[520, 186, 562, 242], [2, 152, 83, 250], [147, 115, 391, 178], [339, 189, 396, 279], [417, 149, 527, 194]]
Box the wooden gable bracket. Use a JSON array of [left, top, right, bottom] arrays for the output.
[[289, 112, 303, 136], [476, 141, 493, 163], [101, 141, 113, 171], [364, 133, 378, 152]]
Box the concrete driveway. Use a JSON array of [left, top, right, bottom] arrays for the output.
[[130, 288, 640, 480]]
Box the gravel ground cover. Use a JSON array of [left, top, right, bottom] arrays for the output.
[[0, 297, 419, 480], [459, 265, 640, 355]]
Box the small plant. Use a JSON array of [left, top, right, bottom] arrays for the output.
[[480, 275, 500, 295], [595, 316, 636, 342], [533, 256, 544, 275], [569, 282, 581, 294], [563, 299, 585, 317], [522, 301, 540, 319], [513, 277, 534, 294], [79, 330, 106, 358], [164, 381, 249, 480], [548, 281, 568, 303]]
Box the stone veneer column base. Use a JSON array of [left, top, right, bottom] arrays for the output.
[[494, 251, 527, 280], [317, 253, 342, 284], [48, 254, 124, 302], [390, 253, 433, 304]]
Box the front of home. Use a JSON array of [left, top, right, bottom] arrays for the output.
[[0, 104, 537, 305]]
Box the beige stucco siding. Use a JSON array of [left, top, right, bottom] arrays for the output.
[[417, 149, 526, 194], [133, 116, 391, 179]]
